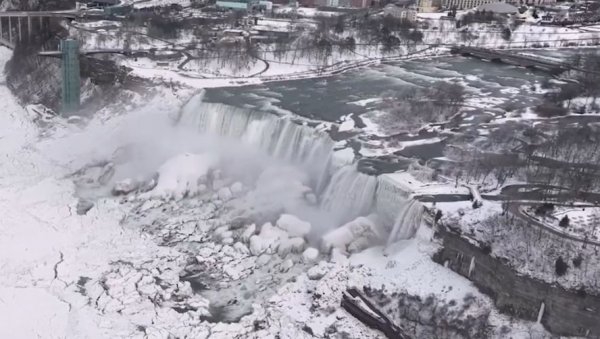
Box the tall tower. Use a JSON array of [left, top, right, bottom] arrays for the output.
[[60, 39, 81, 113]]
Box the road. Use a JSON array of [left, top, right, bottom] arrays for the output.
[[508, 201, 600, 246]]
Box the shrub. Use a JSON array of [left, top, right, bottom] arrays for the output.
[[535, 103, 568, 118], [555, 257, 569, 276], [573, 254, 583, 268], [559, 215, 570, 228]]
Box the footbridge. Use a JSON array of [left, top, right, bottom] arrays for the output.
[[451, 46, 570, 74]]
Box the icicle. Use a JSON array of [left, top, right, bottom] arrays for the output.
[[468, 256, 475, 277], [537, 302, 545, 324]]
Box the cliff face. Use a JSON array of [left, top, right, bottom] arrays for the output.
[[434, 227, 600, 338], [5, 47, 62, 111]]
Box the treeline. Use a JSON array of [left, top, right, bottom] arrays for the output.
[[446, 123, 600, 198], [373, 81, 466, 131], [537, 53, 600, 117]]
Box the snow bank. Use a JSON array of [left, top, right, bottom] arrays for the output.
[[0, 288, 69, 339]]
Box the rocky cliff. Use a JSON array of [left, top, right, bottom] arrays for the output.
[[434, 226, 600, 338]]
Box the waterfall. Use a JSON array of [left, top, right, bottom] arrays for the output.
[[374, 174, 413, 227], [387, 199, 424, 244], [178, 93, 425, 241], [319, 165, 378, 226], [178, 93, 335, 193]]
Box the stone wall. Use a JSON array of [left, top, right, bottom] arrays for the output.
[[434, 226, 600, 338]]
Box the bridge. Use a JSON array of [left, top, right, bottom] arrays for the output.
[[0, 10, 80, 48], [38, 48, 156, 57], [451, 46, 570, 74]]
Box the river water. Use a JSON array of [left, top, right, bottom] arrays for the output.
[[197, 50, 599, 162]]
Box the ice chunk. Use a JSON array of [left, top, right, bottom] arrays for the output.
[[276, 214, 311, 238]]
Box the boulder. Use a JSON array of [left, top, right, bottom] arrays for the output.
[[321, 216, 380, 254], [302, 247, 319, 263], [112, 178, 139, 196], [76, 199, 94, 215]]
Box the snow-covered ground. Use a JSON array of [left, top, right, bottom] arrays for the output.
[[0, 43, 558, 338]]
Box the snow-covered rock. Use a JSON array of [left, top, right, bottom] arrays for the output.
[[277, 237, 306, 257], [218, 187, 232, 201], [321, 216, 380, 254], [307, 262, 329, 280], [276, 214, 311, 238], [249, 235, 268, 256], [112, 178, 139, 195], [241, 224, 256, 242], [233, 242, 250, 255], [76, 199, 94, 215], [259, 222, 289, 241], [279, 259, 294, 272], [256, 254, 271, 266], [302, 247, 319, 263], [330, 248, 349, 265]]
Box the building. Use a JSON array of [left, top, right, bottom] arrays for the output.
[[312, 0, 376, 8], [216, 0, 257, 10], [443, 0, 495, 10], [84, 0, 119, 9], [417, 0, 439, 12], [477, 2, 517, 13], [384, 4, 417, 21]]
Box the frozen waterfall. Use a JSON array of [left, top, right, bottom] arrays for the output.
[[387, 199, 424, 244], [375, 174, 425, 244], [319, 165, 378, 226], [178, 93, 335, 193]]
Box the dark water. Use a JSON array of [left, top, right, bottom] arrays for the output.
[[203, 56, 551, 122], [199, 51, 597, 161]]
